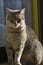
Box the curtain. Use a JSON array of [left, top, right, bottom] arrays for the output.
[[0, 0, 32, 47]]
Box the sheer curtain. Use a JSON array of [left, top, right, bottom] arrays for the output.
[[0, 0, 5, 47], [0, 0, 32, 47]]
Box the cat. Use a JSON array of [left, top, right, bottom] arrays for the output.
[[6, 8, 43, 65]]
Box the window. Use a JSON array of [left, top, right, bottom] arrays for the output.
[[0, 0, 32, 47]]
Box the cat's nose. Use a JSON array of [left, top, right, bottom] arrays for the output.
[[15, 21, 17, 26], [15, 23, 17, 26]]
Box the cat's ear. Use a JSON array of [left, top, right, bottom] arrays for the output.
[[20, 8, 25, 15], [6, 8, 11, 14], [20, 8, 25, 19]]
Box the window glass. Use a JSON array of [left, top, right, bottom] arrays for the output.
[[0, 0, 32, 47]]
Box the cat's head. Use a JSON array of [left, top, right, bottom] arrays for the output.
[[6, 8, 25, 28]]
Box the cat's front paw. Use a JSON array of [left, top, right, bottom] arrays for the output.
[[15, 63, 22, 65]]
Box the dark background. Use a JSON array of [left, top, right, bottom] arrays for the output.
[[39, 0, 43, 45]]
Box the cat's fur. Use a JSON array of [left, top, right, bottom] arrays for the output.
[[6, 8, 43, 65]]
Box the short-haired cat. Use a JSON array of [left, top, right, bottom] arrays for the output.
[[6, 8, 43, 65]]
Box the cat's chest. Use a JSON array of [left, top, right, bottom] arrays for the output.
[[7, 30, 27, 43], [6, 30, 27, 49]]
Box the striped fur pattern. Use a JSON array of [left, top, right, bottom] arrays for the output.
[[6, 8, 43, 65]]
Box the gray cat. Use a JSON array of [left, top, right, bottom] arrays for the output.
[[6, 8, 43, 65]]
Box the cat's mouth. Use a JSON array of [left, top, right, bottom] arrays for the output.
[[12, 20, 21, 28], [14, 23, 20, 28]]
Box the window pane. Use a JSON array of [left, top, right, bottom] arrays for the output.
[[0, 0, 32, 47]]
